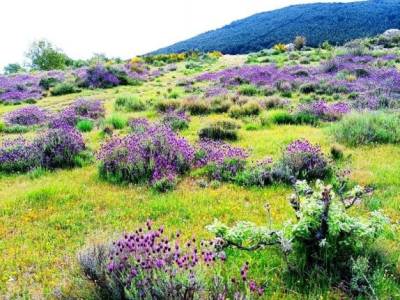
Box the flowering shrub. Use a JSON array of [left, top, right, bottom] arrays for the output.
[[161, 110, 190, 131], [50, 98, 105, 128], [33, 127, 85, 169], [298, 100, 351, 121], [0, 74, 43, 104], [128, 117, 151, 133], [0, 127, 85, 173], [98, 124, 195, 185], [276, 139, 331, 182], [79, 221, 264, 299], [0, 138, 41, 173], [3, 106, 48, 126]]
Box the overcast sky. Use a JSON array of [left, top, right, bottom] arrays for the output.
[[1, 0, 357, 69]]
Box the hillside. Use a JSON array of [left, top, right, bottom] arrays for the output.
[[153, 0, 400, 54]]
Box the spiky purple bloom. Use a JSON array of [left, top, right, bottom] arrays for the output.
[[107, 221, 222, 297], [298, 100, 351, 121], [0, 138, 41, 173]]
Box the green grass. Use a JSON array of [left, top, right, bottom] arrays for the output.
[[0, 55, 399, 299]]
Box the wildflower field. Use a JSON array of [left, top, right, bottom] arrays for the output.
[[1, 36, 400, 299]]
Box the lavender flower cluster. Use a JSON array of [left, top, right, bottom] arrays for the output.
[[98, 123, 195, 184], [278, 139, 330, 181], [0, 74, 43, 104], [0, 126, 85, 173], [161, 110, 190, 131], [298, 100, 351, 121], [3, 105, 48, 126], [50, 98, 105, 128], [195, 139, 248, 167], [107, 220, 223, 298]]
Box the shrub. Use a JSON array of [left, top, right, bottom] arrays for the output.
[[98, 124, 194, 185], [1, 125, 31, 134], [210, 97, 232, 113], [238, 84, 260, 96], [50, 98, 105, 128], [34, 127, 85, 169], [0, 138, 41, 173], [152, 176, 176, 192], [50, 82, 81, 96], [155, 99, 180, 112], [298, 100, 351, 121], [106, 114, 127, 130], [294, 36, 306, 50], [79, 222, 264, 300], [161, 110, 190, 131], [208, 181, 389, 296], [276, 139, 330, 182], [4, 106, 48, 126], [0, 127, 85, 173], [330, 144, 345, 160], [114, 96, 146, 112], [128, 117, 151, 133], [229, 101, 261, 118], [79, 64, 120, 89], [199, 120, 240, 141], [204, 158, 246, 181], [76, 119, 94, 132], [331, 112, 400, 146], [269, 110, 295, 125], [181, 98, 211, 115], [264, 96, 289, 109], [234, 158, 275, 187]]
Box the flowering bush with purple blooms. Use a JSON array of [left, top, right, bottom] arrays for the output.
[[0, 74, 43, 104], [98, 124, 195, 185], [79, 221, 265, 299], [50, 98, 105, 128], [0, 127, 85, 173], [277, 139, 331, 181], [33, 127, 86, 169], [161, 110, 190, 131], [3, 106, 48, 126], [298, 100, 351, 121], [0, 138, 41, 173], [128, 117, 151, 133]]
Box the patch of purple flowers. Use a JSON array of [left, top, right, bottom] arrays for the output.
[[50, 98, 105, 128], [0, 126, 85, 172], [3, 105, 48, 126], [279, 139, 330, 181], [98, 123, 195, 184], [106, 220, 222, 298], [298, 100, 351, 121]]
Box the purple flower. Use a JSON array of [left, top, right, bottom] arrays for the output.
[[3, 105, 48, 126]]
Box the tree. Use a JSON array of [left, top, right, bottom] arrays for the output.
[[3, 63, 25, 75], [25, 40, 70, 71]]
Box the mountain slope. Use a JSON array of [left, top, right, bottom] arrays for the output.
[[153, 0, 400, 54]]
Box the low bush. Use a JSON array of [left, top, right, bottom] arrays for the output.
[[161, 110, 190, 131], [275, 139, 331, 182], [229, 101, 261, 118], [0, 138, 41, 173], [199, 120, 240, 141], [98, 124, 194, 185], [269, 110, 319, 126], [79, 221, 265, 299], [210, 97, 232, 113], [181, 98, 211, 115], [155, 99, 180, 112], [34, 127, 86, 169], [3, 105, 48, 126], [114, 95, 146, 112], [0, 127, 86, 173], [331, 112, 400, 146], [50, 82, 81, 96]]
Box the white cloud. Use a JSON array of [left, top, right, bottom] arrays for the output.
[[0, 0, 356, 69]]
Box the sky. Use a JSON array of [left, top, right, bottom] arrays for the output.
[[0, 0, 357, 70]]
